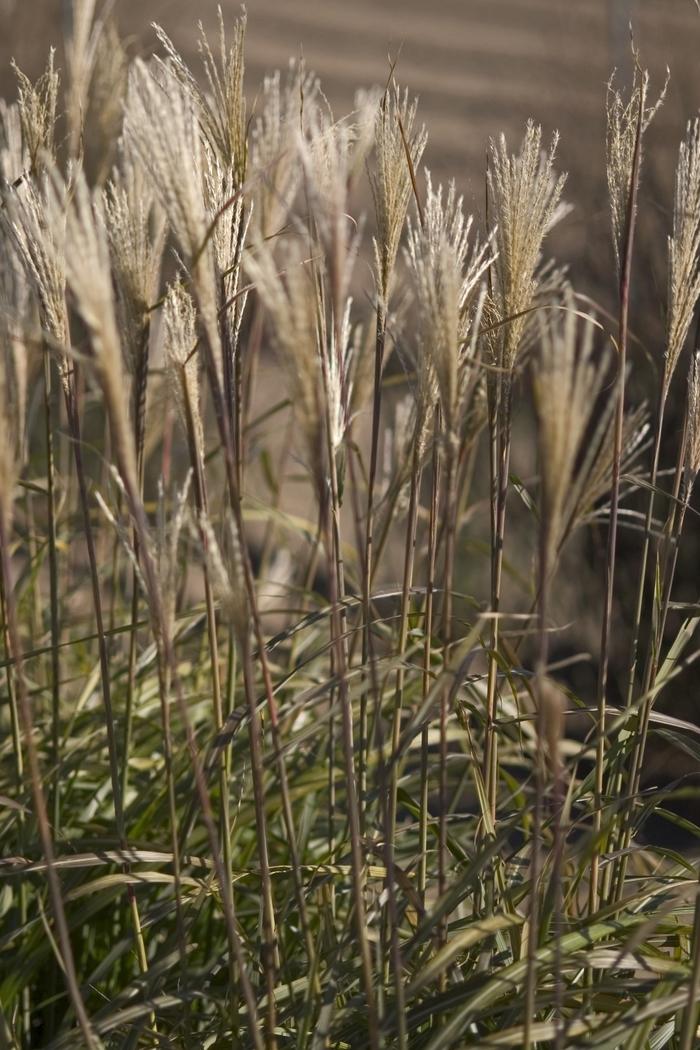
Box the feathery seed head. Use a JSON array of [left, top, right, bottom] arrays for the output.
[[82, 23, 129, 185], [348, 88, 381, 193], [406, 174, 493, 445], [244, 229, 358, 489], [244, 236, 324, 483], [155, 6, 247, 183], [103, 160, 166, 374], [48, 169, 117, 352], [327, 295, 357, 459], [7, 175, 69, 351], [125, 59, 223, 381], [606, 62, 667, 276], [203, 146, 251, 361], [161, 280, 198, 368], [125, 60, 206, 266], [65, 0, 101, 158], [301, 111, 367, 330], [162, 280, 204, 460], [487, 121, 568, 373], [564, 400, 648, 542], [685, 351, 700, 492], [249, 62, 321, 240], [12, 50, 59, 174], [532, 289, 612, 570], [369, 84, 427, 307], [156, 475, 191, 639], [664, 118, 700, 394], [46, 166, 138, 489]]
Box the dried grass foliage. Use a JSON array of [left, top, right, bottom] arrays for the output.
[[2, 6, 700, 1049]]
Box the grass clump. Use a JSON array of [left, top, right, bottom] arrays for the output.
[[2, 5, 700, 1048]]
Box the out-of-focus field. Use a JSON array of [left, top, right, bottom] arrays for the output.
[[2, 1, 698, 188], [2, 1, 698, 302], [0, 0, 696, 353]]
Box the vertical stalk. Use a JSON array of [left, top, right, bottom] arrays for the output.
[[623, 391, 666, 708], [484, 379, 513, 827], [360, 303, 387, 828], [419, 408, 440, 901], [384, 440, 422, 1050], [0, 563, 30, 1045], [589, 89, 645, 916], [318, 314, 379, 1048], [43, 350, 61, 836], [43, 347, 62, 1039], [387, 441, 422, 854], [178, 369, 243, 1028], [0, 507, 98, 1050], [438, 438, 458, 947], [199, 314, 320, 1023], [122, 329, 150, 806], [322, 478, 379, 1050], [601, 391, 666, 904], [524, 520, 551, 1050], [612, 476, 690, 902], [606, 418, 686, 907], [61, 366, 149, 975], [99, 368, 264, 1048]]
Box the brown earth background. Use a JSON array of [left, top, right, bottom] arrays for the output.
[[2, 1, 699, 212]]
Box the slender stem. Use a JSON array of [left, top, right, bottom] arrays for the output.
[[199, 361, 279, 1042], [43, 348, 62, 1040], [617, 494, 690, 893], [601, 390, 666, 904], [0, 554, 30, 1045], [360, 303, 387, 829], [484, 380, 513, 827], [179, 369, 242, 1027], [318, 312, 379, 1047], [524, 522, 551, 1050], [43, 350, 61, 837], [199, 300, 325, 1027], [122, 328, 150, 807], [322, 490, 379, 1049], [589, 87, 644, 916], [623, 390, 666, 708], [100, 366, 264, 1048], [57, 362, 151, 980], [257, 412, 295, 578], [438, 440, 458, 954], [384, 439, 422, 1050], [388, 440, 422, 855], [607, 419, 687, 907], [234, 335, 245, 494], [0, 506, 99, 1050], [420, 409, 440, 902]]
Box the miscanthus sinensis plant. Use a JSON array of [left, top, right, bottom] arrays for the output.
[[3, 5, 700, 1048]]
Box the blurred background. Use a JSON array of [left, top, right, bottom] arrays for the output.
[[2, 2, 698, 191], [1, 1, 698, 296], [2, 1, 699, 319]]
